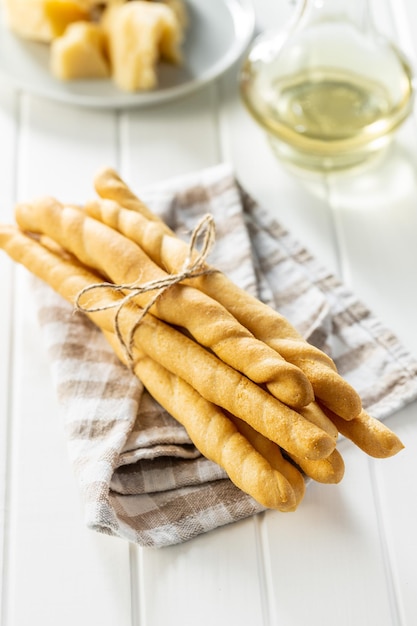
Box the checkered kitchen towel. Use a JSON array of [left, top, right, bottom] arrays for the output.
[[32, 163, 417, 548]]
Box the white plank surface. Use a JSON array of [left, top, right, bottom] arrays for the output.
[[375, 407, 417, 625], [136, 517, 267, 625], [120, 86, 221, 185], [16, 94, 119, 202], [5, 268, 131, 626], [1, 90, 132, 626], [1, 0, 417, 624], [0, 83, 17, 625]]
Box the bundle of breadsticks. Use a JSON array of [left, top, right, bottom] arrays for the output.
[[0, 168, 406, 515]]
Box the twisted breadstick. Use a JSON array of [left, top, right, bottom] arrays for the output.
[[323, 407, 404, 458], [299, 402, 338, 440], [0, 225, 335, 461], [89, 170, 363, 420], [0, 224, 305, 510], [230, 402, 344, 484], [93, 166, 169, 227], [14, 198, 313, 409], [226, 414, 305, 505], [288, 449, 345, 484], [0, 222, 404, 503], [105, 334, 299, 511]]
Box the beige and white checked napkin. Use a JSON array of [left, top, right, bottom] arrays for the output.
[[32, 163, 417, 548]]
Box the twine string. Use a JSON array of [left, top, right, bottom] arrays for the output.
[[75, 214, 217, 364]]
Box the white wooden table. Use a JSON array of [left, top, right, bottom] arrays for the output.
[[1, 0, 417, 624]]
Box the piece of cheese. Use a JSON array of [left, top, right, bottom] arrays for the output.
[[3, 0, 55, 41], [3, 0, 90, 42], [50, 21, 110, 80], [101, 0, 183, 92], [44, 0, 91, 37]]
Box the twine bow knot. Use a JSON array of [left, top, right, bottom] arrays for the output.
[[75, 213, 217, 364]]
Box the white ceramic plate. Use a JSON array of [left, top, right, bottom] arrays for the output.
[[0, 0, 255, 108]]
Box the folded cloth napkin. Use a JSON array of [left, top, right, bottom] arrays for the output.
[[32, 163, 417, 548]]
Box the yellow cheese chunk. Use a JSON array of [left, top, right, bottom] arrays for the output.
[[44, 0, 91, 37], [50, 21, 110, 80], [3, 0, 91, 42], [101, 0, 183, 92], [3, 0, 55, 42]]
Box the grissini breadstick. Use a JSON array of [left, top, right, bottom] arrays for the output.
[[226, 413, 306, 505], [126, 316, 335, 461], [323, 407, 404, 458], [93, 166, 172, 230], [228, 400, 344, 485], [105, 333, 299, 512], [85, 197, 173, 269], [0, 224, 335, 461], [299, 402, 339, 440], [35, 204, 339, 442], [288, 449, 345, 484], [88, 175, 362, 420], [0, 225, 301, 510], [14, 198, 314, 409], [0, 224, 404, 502], [121, 305, 343, 482]]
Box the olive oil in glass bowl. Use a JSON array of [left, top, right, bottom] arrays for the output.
[[240, 0, 414, 172]]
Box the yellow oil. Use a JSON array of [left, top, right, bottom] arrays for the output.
[[241, 65, 414, 171]]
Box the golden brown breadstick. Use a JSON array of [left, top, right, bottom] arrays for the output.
[[232, 401, 344, 484], [226, 413, 305, 505], [85, 196, 172, 270], [0, 225, 335, 461], [0, 225, 303, 511], [288, 449, 345, 484], [88, 174, 362, 420], [0, 221, 404, 503], [128, 318, 335, 460], [105, 333, 298, 511], [93, 167, 168, 227], [299, 402, 339, 440], [324, 407, 404, 458], [229, 402, 343, 485], [14, 197, 314, 409]]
